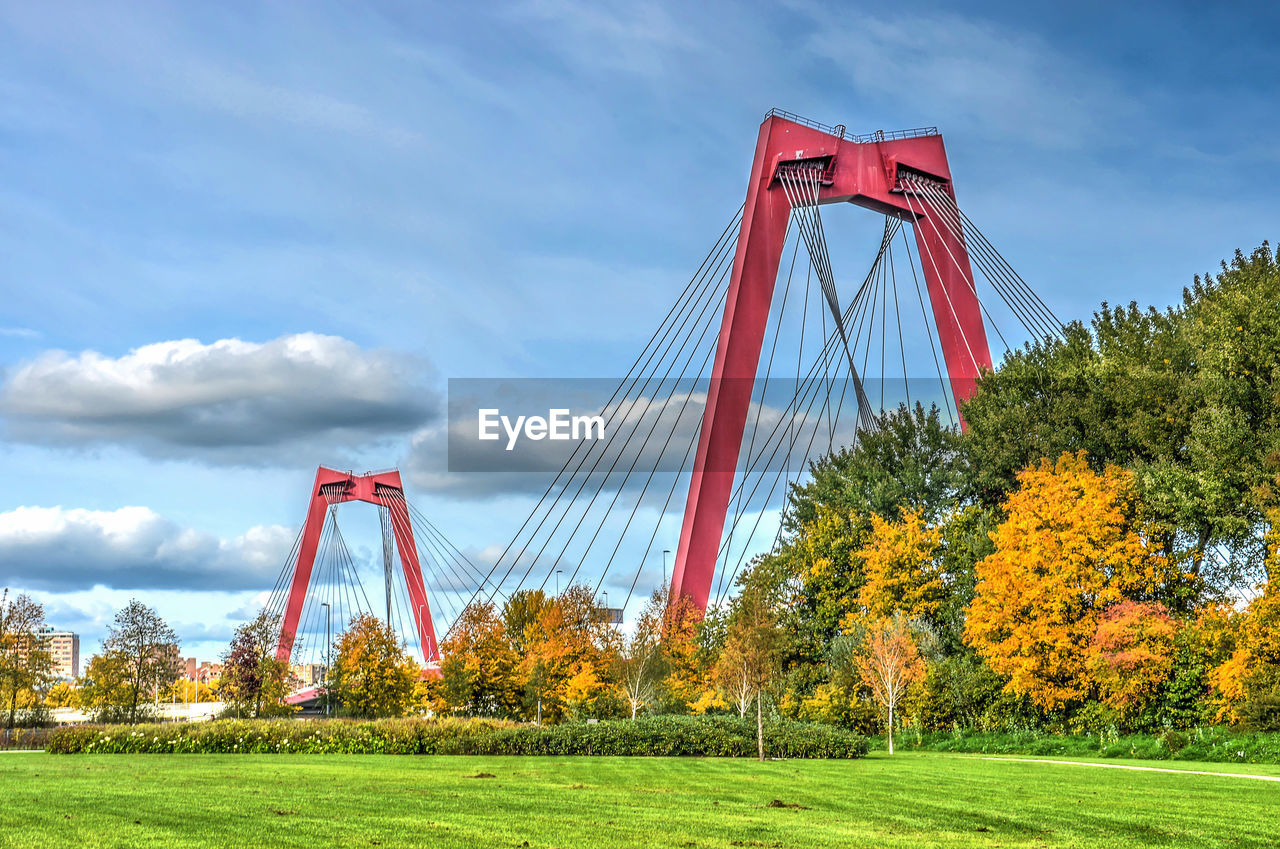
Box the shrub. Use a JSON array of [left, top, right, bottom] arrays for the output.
[[1239, 693, 1280, 732], [878, 727, 1280, 764], [46, 716, 868, 758], [1157, 728, 1188, 753]]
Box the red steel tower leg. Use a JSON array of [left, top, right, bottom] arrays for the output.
[[276, 468, 331, 663], [669, 113, 993, 613], [275, 467, 440, 663], [667, 121, 792, 615]]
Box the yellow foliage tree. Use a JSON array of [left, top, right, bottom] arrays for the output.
[[44, 680, 78, 709], [965, 451, 1181, 711], [518, 585, 612, 723], [856, 509, 946, 623], [163, 678, 216, 705], [1211, 582, 1280, 722], [658, 593, 707, 712], [436, 601, 521, 717], [328, 614, 420, 718], [563, 663, 602, 720]]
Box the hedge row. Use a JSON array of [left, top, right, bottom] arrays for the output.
[[0, 728, 55, 751], [461, 716, 868, 758], [47, 716, 868, 758], [887, 727, 1280, 765], [46, 717, 511, 755]]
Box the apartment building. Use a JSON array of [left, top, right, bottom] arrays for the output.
[[44, 629, 79, 679]]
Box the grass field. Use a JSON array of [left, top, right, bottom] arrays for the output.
[[3, 752, 1277, 848]]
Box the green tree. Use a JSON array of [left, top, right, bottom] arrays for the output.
[[328, 613, 420, 718], [964, 243, 1280, 596], [0, 591, 53, 728], [102, 599, 180, 724], [786, 403, 966, 531]]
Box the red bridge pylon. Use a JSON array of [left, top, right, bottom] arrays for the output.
[[670, 111, 994, 612], [275, 466, 439, 663]]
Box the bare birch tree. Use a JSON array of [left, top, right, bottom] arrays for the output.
[[615, 590, 664, 719], [855, 614, 926, 755], [718, 585, 781, 761]]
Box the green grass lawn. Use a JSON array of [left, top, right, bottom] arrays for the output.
[[2, 752, 1277, 848]]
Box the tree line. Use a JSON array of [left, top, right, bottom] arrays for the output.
[[8, 243, 1278, 740], [435, 241, 1280, 740]]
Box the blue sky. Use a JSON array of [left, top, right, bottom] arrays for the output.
[[1, 0, 1277, 662]]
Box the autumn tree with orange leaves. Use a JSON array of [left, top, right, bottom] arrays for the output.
[[1211, 584, 1280, 725], [516, 585, 612, 723], [855, 614, 926, 754], [1088, 600, 1178, 721], [966, 452, 1185, 712]]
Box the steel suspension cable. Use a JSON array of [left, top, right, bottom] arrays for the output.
[[900, 180, 1013, 354], [450, 205, 745, 629], [456, 246, 735, 621], [539, 251, 735, 597], [404, 500, 499, 600], [899, 189, 994, 367], [907, 179, 1062, 341], [778, 168, 877, 432]]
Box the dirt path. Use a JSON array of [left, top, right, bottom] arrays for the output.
[[980, 756, 1280, 782]]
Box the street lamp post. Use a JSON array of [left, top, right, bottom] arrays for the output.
[[663, 550, 671, 588], [321, 602, 331, 717], [556, 569, 563, 596]]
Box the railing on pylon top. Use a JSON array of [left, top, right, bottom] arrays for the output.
[[763, 108, 938, 144]]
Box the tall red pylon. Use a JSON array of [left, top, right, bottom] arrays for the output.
[[669, 111, 993, 613], [275, 466, 439, 663]]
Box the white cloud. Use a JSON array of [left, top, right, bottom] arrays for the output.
[[0, 333, 439, 462], [0, 505, 295, 592]]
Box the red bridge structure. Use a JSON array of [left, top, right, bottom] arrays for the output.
[[273, 467, 438, 663], [444, 109, 1063, 634], [267, 110, 1064, 652], [266, 464, 500, 671], [669, 111, 996, 611]]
